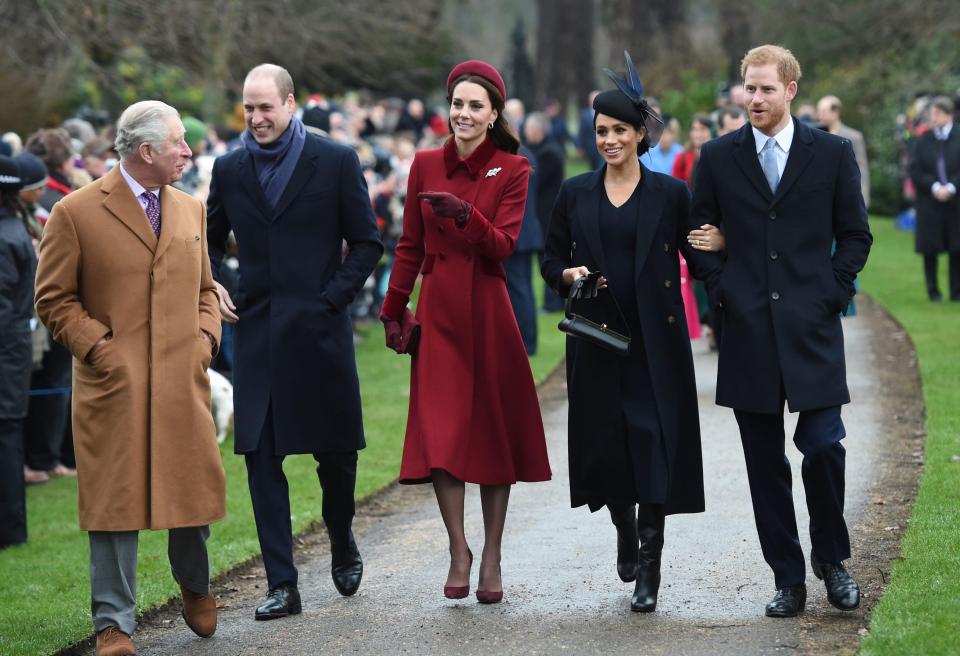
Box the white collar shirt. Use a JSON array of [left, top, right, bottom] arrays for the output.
[[753, 119, 794, 179], [119, 163, 160, 215]]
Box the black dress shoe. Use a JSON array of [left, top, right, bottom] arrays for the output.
[[930, 291, 943, 302], [608, 504, 640, 583], [330, 530, 363, 596], [255, 583, 301, 620], [811, 550, 860, 610], [765, 584, 806, 617]]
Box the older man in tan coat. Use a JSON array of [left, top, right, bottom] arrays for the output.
[[35, 101, 225, 656]]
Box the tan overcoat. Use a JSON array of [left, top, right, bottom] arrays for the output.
[[35, 166, 225, 531]]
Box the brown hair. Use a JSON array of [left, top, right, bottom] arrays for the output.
[[25, 128, 73, 169], [740, 45, 802, 86], [447, 74, 520, 155]]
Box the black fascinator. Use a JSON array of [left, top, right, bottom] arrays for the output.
[[594, 50, 665, 147]]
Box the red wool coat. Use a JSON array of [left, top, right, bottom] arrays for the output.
[[382, 137, 551, 485]]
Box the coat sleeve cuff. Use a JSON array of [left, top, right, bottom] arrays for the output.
[[74, 318, 112, 362], [380, 292, 409, 322], [456, 206, 491, 243]]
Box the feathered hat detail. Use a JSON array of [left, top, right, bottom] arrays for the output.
[[595, 50, 664, 147]]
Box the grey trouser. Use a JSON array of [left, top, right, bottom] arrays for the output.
[[89, 526, 210, 635]]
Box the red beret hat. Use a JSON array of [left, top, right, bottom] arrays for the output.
[[446, 60, 507, 101]]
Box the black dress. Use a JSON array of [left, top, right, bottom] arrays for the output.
[[596, 181, 669, 507]]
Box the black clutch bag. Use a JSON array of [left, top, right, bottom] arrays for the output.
[[558, 277, 631, 356]]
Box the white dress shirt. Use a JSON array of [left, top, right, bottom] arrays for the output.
[[753, 119, 795, 179], [119, 163, 160, 215], [931, 123, 956, 195]]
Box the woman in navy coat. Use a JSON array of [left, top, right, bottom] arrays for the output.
[[381, 60, 550, 604], [542, 55, 716, 613]]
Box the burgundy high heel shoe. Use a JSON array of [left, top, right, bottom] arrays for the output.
[[475, 564, 503, 604], [444, 550, 473, 599]]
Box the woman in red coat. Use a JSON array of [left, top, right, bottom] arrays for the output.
[[380, 60, 551, 604]]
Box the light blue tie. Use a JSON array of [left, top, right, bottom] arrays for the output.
[[760, 137, 780, 193]]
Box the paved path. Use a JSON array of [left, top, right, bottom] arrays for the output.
[[108, 309, 891, 655]]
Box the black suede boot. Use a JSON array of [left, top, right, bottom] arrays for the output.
[[608, 504, 640, 582], [631, 508, 664, 612]]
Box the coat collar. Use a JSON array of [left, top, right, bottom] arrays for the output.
[[576, 161, 667, 278], [443, 135, 499, 178], [731, 117, 815, 205], [101, 166, 159, 253], [101, 165, 185, 260], [235, 134, 322, 222]]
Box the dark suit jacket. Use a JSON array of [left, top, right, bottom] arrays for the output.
[[207, 134, 383, 454], [909, 127, 960, 254], [541, 164, 715, 514], [530, 139, 565, 244], [691, 118, 872, 413]]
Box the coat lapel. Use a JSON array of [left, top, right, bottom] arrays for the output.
[[772, 118, 815, 205], [731, 125, 774, 203], [237, 150, 273, 220], [576, 168, 609, 275], [271, 139, 319, 221], [154, 186, 180, 263], [100, 167, 157, 253], [634, 163, 666, 277]]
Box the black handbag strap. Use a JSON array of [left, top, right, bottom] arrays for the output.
[[565, 276, 633, 339]]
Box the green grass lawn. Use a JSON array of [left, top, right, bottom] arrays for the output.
[[0, 280, 565, 656], [857, 218, 960, 655]]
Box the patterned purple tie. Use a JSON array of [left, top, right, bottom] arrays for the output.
[[141, 191, 161, 237]]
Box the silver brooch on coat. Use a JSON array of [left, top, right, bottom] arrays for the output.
[[485, 167, 502, 179]]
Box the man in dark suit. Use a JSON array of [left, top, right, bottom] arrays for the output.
[[909, 96, 960, 301], [689, 45, 872, 618], [524, 112, 566, 312], [207, 64, 382, 620], [503, 145, 543, 354]]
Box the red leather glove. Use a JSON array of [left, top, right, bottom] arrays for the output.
[[383, 320, 403, 353], [418, 191, 471, 227], [381, 308, 421, 355]]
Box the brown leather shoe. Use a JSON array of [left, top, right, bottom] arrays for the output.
[[181, 584, 217, 637], [96, 626, 136, 655]]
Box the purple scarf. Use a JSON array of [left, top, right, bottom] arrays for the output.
[[242, 116, 306, 209]]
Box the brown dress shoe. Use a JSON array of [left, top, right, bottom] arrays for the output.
[[96, 626, 136, 656], [181, 584, 217, 637]]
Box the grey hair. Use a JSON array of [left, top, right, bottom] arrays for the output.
[[525, 111, 552, 135], [114, 101, 180, 160]]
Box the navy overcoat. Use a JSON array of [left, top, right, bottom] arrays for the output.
[[690, 118, 872, 414], [208, 134, 383, 454]]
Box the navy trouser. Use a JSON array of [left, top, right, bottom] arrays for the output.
[[734, 402, 850, 589], [503, 251, 538, 355], [0, 418, 27, 548], [245, 404, 358, 590]]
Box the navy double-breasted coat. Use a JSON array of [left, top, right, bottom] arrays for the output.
[[207, 134, 383, 454]]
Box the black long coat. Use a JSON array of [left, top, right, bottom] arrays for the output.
[[542, 164, 714, 515], [690, 119, 872, 414], [207, 134, 383, 454], [0, 212, 35, 419], [909, 127, 960, 254]]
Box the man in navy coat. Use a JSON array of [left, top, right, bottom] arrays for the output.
[[207, 64, 382, 620], [689, 45, 872, 618]]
